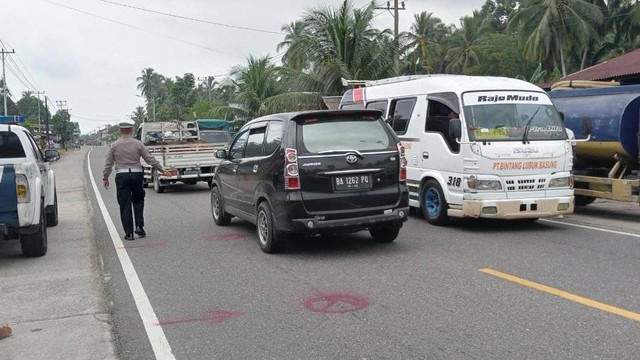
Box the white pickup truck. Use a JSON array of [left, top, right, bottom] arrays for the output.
[[0, 118, 59, 257], [136, 121, 226, 193]]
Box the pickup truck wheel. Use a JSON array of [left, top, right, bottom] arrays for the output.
[[211, 186, 232, 226], [153, 172, 165, 193], [421, 180, 450, 226], [21, 202, 48, 257], [46, 189, 59, 227], [369, 224, 400, 243], [256, 202, 286, 254]]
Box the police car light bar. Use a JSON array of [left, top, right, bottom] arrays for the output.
[[0, 115, 26, 124]]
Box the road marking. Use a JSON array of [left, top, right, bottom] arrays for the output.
[[87, 149, 175, 359], [540, 219, 640, 239], [480, 268, 640, 322]]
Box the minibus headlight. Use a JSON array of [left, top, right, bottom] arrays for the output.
[[549, 177, 570, 188], [476, 180, 502, 191]]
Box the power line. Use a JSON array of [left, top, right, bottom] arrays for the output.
[[41, 0, 245, 60], [0, 38, 44, 92], [99, 0, 283, 35]]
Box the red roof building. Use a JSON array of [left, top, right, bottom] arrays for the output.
[[559, 48, 640, 84]]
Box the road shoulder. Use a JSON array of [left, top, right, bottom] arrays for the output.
[[0, 148, 116, 359]]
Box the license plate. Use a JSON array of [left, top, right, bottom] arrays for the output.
[[334, 174, 372, 191], [183, 169, 200, 175]]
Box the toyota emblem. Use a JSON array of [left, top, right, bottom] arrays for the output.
[[346, 154, 358, 164]]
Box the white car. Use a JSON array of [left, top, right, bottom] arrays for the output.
[[0, 119, 59, 257]]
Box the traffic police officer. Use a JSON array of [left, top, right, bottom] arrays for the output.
[[102, 121, 169, 240]]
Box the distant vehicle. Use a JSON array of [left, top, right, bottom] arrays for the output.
[[210, 109, 410, 253], [0, 117, 60, 257], [196, 119, 233, 145], [549, 83, 640, 206], [136, 120, 226, 192], [340, 75, 574, 225]]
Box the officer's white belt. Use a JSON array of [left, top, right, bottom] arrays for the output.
[[116, 168, 143, 174]]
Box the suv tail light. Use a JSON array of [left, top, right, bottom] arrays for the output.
[[284, 148, 300, 190], [397, 142, 407, 182], [16, 173, 30, 203]]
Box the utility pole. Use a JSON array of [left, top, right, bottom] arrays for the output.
[[375, 1, 405, 75], [56, 100, 68, 111], [45, 96, 51, 148], [1, 48, 16, 116], [35, 91, 45, 135], [198, 76, 215, 104]]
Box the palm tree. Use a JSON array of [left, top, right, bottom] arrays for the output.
[[401, 12, 447, 74], [136, 68, 164, 116], [445, 15, 483, 74], [131, 106, 147, 127], [280, 0, 396, 95], [508, 0, 603, 76], [228, 55, 282, 118], [277, 21, 309, 71]]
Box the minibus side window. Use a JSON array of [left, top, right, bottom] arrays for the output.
[[425, 100, 460, 153], [365, 101, 389, 118], [388, 98, 416, 135]]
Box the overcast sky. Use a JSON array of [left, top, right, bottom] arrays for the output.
[[3, 0, 485, 133]]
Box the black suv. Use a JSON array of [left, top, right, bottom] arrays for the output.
[[210, 110, 409, 253]]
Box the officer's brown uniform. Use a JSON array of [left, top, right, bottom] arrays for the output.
[[103, 125, 164, 238]]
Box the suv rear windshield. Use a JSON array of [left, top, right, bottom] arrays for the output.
[[0, 132, 26, 158], [296, 114, 393, 154]]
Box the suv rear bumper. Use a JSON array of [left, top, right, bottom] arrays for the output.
[[287, 207, 409, 233]]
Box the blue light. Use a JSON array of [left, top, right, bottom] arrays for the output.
[[0, 115, 26, 124]]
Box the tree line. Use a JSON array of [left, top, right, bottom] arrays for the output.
[[134, 0, 639, 125], [0, 84, 76, 145]]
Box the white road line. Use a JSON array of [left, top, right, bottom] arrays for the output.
[[541, 219, 640, 239], [87, 149, 175, 360]]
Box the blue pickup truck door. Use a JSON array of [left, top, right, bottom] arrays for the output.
[[0, 165, 19, 231]]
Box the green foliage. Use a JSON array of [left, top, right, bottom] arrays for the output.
[[130, 0, 639, 122], [465, 33, 537, 78], [51, 110, 75, 146]]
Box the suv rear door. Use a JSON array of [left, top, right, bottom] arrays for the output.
[[293, 111, 402, 214]]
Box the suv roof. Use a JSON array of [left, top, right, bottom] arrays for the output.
[[246, 109, 384, 126]]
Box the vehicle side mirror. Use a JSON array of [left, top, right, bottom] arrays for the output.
[[581, 116, 592, 137], [44, 149, 60, 162], [449, 118, 462, 140], [215, 149, 228, 159]]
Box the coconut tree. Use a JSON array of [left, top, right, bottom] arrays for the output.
[[280, 0, 396, 95], [445, 15, 484, 74], [228, 55, 282, 118], [137, 68, 164, 118], [277, 21, 309, 71], [508, 0, 603, 76], [401, 12, 448, 74], [131, 106, 147, 127]]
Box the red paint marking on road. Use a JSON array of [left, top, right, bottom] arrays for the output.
[[204, 233, 247, 241], [304, 293, 369, 314], [118, 240, 170, 249], [155, 309, 244, 326]]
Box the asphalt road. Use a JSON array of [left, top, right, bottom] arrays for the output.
[[88, 146, 640, 360]]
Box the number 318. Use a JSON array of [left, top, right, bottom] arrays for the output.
[[447, 176, 462, 187]]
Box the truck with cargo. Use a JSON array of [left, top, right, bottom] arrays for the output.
[[136, 121, 225, 193], [549, 84, 640, 205], [0, 116, 60, 257], [340, 75, 575, 225]]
